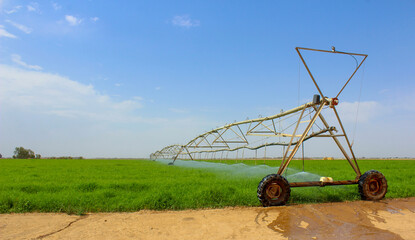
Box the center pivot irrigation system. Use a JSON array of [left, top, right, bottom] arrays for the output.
[[151, 47, 388, 206]]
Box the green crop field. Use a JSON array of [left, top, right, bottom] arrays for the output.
[[0, 158, 414, 214]]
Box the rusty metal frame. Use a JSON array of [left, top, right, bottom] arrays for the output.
[[282, 47, 367, 187], [151, 46, 367, 188]]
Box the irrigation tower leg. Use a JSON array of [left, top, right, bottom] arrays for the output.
[[278, 102, 325, 175]]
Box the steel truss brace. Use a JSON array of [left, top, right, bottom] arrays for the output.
[[152, 46, 368, 179]]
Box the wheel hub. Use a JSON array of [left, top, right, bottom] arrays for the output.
[[368, 179, 380, 193], [266, 183, 282, 199]]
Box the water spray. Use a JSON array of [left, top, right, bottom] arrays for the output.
[[151, 47, 388, 206]]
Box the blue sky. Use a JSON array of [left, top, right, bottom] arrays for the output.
[[0, 0, 414, 158]]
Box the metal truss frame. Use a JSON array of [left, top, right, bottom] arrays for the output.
[[151, 47, 368, 185]]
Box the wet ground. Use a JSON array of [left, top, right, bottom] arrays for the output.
[[1, 197, 414, 240]]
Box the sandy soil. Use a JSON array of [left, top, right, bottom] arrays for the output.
[[1, 198, 414, 240]]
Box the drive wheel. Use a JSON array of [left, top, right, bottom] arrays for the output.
[[358, 170, 387, 200], [257, 174, 290, 206]]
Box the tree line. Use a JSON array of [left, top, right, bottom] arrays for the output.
[[13, 147, 41, 159], [0, 147, 83, 159]]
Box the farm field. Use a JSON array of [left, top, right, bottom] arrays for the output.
[[0, 158, 414, 214]]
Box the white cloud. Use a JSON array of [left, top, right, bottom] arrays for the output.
[[27, 2, 40, 13], [90, 17, 99, 22], [0, 25, 17, 38], [115, 83, 122, 87], [65, 15, 82, 26], [51, 2, 61, 10], [0, 64, 144, 122], [5, 20, 32, 34], [169, 108, 188, 114], [155, 86, 161, 90], [0, 64, 168, 158], [133, 96, 143, 101], [172, 15, 200, 28], [11, 54, 43, 70], [388, 88, 415, 112], [4, 5, 22, 14], [378, 89, 389, 94], [336, 101, 381, 123], [27, 5, 35, 11]]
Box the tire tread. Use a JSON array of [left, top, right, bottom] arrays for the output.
[[257, 174, 290, 206], [358, 170, 388, 200]]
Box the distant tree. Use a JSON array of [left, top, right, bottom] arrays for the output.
[[0, 153, 2, 158], [35, 154, 41, 159], [13, 147, 36, 159]]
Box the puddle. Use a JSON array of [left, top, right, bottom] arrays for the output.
[[255, 199, 415, 240]]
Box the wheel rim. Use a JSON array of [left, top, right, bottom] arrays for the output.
[[367, 177, 383, 196], [266, 182, 282, 200], [369, 179, 380, 192]]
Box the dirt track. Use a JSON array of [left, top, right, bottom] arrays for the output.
[[1, 198, 414, 240]]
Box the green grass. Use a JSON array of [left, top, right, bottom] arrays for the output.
[[0, 158, 414, 213], [209, 158, 415, 202]]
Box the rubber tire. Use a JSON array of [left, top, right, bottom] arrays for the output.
[[257, 174, 290, 207], [358, 170, 388, 200]]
